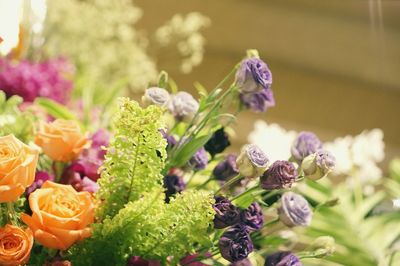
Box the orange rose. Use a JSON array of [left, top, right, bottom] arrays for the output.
[[0, 135, 38, 202], [21, 181, 95, 250], [0, 224, 33, 266], [35, 119, 90, 162]]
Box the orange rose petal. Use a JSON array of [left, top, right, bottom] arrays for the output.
[[46, 226, 90, 250], [0, 184, 25, 202], [34, 229, 66, 250], [40, 211, 80, 231], [28, 188, 53, 224]]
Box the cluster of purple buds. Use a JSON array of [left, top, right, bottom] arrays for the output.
[[236, 57, 275, 113], [260, 160, 297, 190], [204, 128, 231, 158], [188, 147, 208, 171], [264, 251, 302, 266], [218, 225, 254, 263], [290, 132, 323, 163], [163, 168, 186, 203], [278, 192, 313, 227]]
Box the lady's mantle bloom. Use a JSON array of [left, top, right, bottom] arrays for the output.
[[301, 150, 335, 181], [204, 128, 231, 157], [213, 196, 241, 229], [264, 251, 302, 266], [218, 225, 254, 263], [290, 132, 322, 162], [240, 202, 264, 232], [236, 144, 269, 178], [169, 91, 199, 122], [235, 58, 272, 94], [213, 154, 239, 181], [188, 147, 208, 171], [260, 160, 297, 190], [278, 192, 312, 227], [142, 87, 170, 107]]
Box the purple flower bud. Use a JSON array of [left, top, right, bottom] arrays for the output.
[[235, 58, 272, 94], [213, 196, 241, 229], [240, 202, 264, 232], [301, 150, 335, 181], [142, 87, 170, 107], [26, 171, 55, 196], [213, 154, 239, 181], [290, 132, 323, 162], [169, 91, 199, 122], [264, 252, 302, 266], [160, 129, 177, 150], [231, 258, 253, 266], [164, 169, 186, 203], [260, 161, 297, 190], [127, 256, 161, 266], [204, 128, 231, 157], [218, 225, 254, 263], [188, 147, 208, 171], [236, 144, 269, 178], [278, 192, 312, 227], [240, 88, 275, 113]]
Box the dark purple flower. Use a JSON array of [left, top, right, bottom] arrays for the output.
[[278, 192, 312, 227], [204, 128, 231, 157], [260, 161, 297, 190], [188, 147, 208, 171], [218, 225, 254, 263], [0, 57, 73, 103], [160, 129, 176, 150], [164, 169, 186, 203], [127, 256, 161, 266], [290, 132, 322, 162], [235, 58, 272, 93], [213, 196, 241, 229], [213, 154, 239, 181], [240, 88, 275, 113], [240, 202, 264, 232], [264, 252, 302, 266], [26, 171, 55, 196], [231, 258, 253, 266]]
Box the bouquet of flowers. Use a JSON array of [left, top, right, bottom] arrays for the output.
[[0, 50, 340, 266]]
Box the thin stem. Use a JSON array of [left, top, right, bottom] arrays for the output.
[[6, 202, 17, 225], [215, 174, 243, 194]]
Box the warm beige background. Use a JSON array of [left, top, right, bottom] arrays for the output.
[[135, 0, 400, 168]]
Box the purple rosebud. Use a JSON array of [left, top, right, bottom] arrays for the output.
[[26, 171, 55, 196], [264, 251, 302, 266], [260, 161, 297, 190], [278, 192, 312, 227], [164, 169, 186, 203], [240, 202, 264, 232], [127, 256, 161, 266], [290, 132, 323, 162], [188, 147, 208, 171], [231, 258, 253, 266], [204, 128, 231, 158], [236, 144, 269, 178], [240, 88, 275, 113], [235, 58, 272, 93], [213, 196, 241, 229], [213, 154, 239, 181], [160, 129, 177, 150], [142, 87, 170, 107], [169, 91, 199, 122], [301, 150, 336, 181], [218, 225, 254, 263]]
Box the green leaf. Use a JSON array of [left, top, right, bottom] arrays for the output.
[[35, 97, 77, 120], [173, 134, 212, 167]]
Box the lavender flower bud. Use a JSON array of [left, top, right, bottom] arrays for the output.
[[213, 154, 239, 181], [290, 132, 323, 162], [260, 160, 297, 190], [240, 202, 264, 232], [213, 196, 241, 229], [169, 91, 199, 122], [240, 88, 275, 113], [236, 144, 269, 178], [264, 252, 302, 266], [164, 170, 186, 203], [142, 87, 170, 107], [278, 192, 312, 227], [160, 129, 176, 150], [301, 150, 335, 181], [204, 128, 231, 157], [219, 225, 254, 263], [188, 147, 208, 171], [235, 58, 272, 94]]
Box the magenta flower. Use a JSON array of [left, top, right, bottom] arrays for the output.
[[26, 171, 55, 196]]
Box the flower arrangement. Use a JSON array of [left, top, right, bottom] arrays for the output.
[[0, 49, 348, 265]]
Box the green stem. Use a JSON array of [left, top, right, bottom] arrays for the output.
[[215, 174, 243, 194], [6, 202, 17, 225]]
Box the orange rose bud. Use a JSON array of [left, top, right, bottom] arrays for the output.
[[0, 224, 34, 266], [0, 135, 39, 202], [21, 181, 95, 250], [35, 119, 90, 162]]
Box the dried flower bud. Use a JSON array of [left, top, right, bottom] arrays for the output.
[[260, 160, 297, 190], [213, 196, 241, 229], [213, 154, 239, 181], [290, 132, 322, 162], [235, 58, 272, 94], [219, 225, 254, 263], [204, 128, 231, 157], [142, 87, 170, 107], [240, 202, 264, 232], [278, 192, 312, 227], [301, 150, 335, 181], [236, 144, 269, 178], [169, 91, 199, 122], [264, 251, 302, 266]]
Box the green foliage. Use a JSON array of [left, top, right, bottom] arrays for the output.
[[0, 91, 35, 142], [96, 98, 167, 220]]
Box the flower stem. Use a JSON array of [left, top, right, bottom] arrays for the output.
[[6, 201, 18, 225], [215, 174, 243, 194]]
